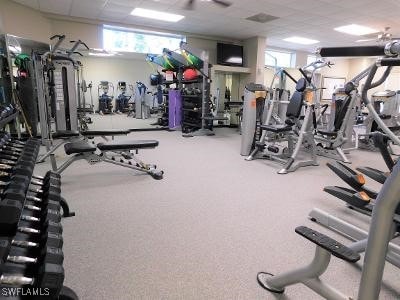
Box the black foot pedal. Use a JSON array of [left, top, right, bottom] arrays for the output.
[[327, 162, 377, 198], [257, 272, 285, 294], [295, 226, 360, 263], [324, 186, 371, 208], [356, 166, 388, 185]]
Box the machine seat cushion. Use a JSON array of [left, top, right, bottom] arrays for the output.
[[52, 130, 80, 139], [64, 141, 96, 155], [260, 124, 293, 133], [295, 226, 360, 263], [97, 140, 159, 151], [81, 129, 130, 136], [317, 130, 338, 137]]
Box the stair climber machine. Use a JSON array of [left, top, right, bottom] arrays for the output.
[[98, 81, 114, 115], [256, 42, 400, 300], [358, 89, 400, 150], [115, 81, 132, 114], [243, 60, 332, 174]]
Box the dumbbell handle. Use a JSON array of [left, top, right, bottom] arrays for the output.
[[12, 240, 39, 248], [7, 255, 37, 264], [19, 227, 40, 234], [0, 159, 16, 165], [21, 215, 40, 222], [25, 204, 41, 211], [0, 274, 34, 285]]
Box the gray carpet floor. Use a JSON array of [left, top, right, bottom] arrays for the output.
[[36, 128, 400, 299]]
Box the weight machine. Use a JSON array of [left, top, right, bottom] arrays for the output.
[[98, 81, 114, 115]]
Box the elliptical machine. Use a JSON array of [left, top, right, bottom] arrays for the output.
[[98, 81, 114, 115], [115, 81, 131, 114]]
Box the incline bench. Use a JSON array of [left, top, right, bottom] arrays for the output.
[[54, 139, 164, 180], [37, 129, 131, 164]]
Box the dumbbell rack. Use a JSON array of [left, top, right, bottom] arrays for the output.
[[0, 135, 78, 299]]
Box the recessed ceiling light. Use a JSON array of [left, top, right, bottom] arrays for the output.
[[334, 24, 379, 36], [130, 8, 185, 22], [283, 36, 319, 45]]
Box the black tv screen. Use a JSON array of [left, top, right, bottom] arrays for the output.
[[217, 43, 243, 67]]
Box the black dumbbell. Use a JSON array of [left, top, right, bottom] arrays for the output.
[[0, 200, 62, 236], [0, 239, 63, 265], [0, 263, 65, 296], [32, 172, 61, 182], [30, 173, 61, 188]]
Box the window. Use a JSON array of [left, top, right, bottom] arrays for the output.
[[103, 25, 185, 55], [265, 49, 295, 68], [307, 54, 318, 66]]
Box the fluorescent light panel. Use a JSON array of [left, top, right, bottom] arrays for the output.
[[130, 8, 184, 22], [334, 24, 379, 36], [283, 36, 319, 45]]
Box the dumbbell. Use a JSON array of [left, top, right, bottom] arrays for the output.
[[0, 263, 65, 296], [2, 196, 62, 220], [0, 143, 25, 153], [0, 239, 64, 265], [0, 165, 61, 191], [30, 172, 61, 188], [0, 199, 62, 236], [3, 183, 63, 213]]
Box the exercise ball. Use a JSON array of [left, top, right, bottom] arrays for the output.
[[183, 68, 198, 81]]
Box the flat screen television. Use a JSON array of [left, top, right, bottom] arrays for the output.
[[217, 43, 243, 67]]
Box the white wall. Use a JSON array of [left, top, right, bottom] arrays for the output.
[[50, 19, 101, 49], [80, 55, 156, 111], [348, 57, 400, 93], [0, 0, 52, 43]]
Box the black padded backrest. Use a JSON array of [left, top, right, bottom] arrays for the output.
[[334, 95, 351, 131], [286, 91, 304, 119], [296, 78, 307, 92]]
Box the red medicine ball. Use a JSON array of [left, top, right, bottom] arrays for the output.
[[183, 68, 198, 81]]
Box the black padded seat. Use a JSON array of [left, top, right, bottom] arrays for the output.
[[260, 124, 293, 133], [317, 130, 338, 137], [64, 141, 96, 155], [97, 140, 159, 151], [52, 130, 80, 139], [81, 129, 130, 136]]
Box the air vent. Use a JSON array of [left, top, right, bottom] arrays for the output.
[[246, 13, 279, 23]]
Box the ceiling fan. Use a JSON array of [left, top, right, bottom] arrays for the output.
[[356, 27, 400, 43], [185, 0, 232, 10]]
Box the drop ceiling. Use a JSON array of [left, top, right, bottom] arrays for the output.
[[11, 0, 400, 51]]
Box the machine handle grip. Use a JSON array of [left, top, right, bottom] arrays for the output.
[[318, 46, 385, 57], [298, 68, 311, 84], [377, 58, 400, 66], [50, 34, 65, 40]]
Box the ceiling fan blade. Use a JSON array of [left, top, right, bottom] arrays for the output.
[[185, 0, 195, 10], [212, 0, 232, 7]]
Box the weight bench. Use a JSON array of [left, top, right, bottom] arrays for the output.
[[37, 130, 81, 163], [37, 129, 130, 164], [80, 129, 130, 141], [54, 139, 164, 180]]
